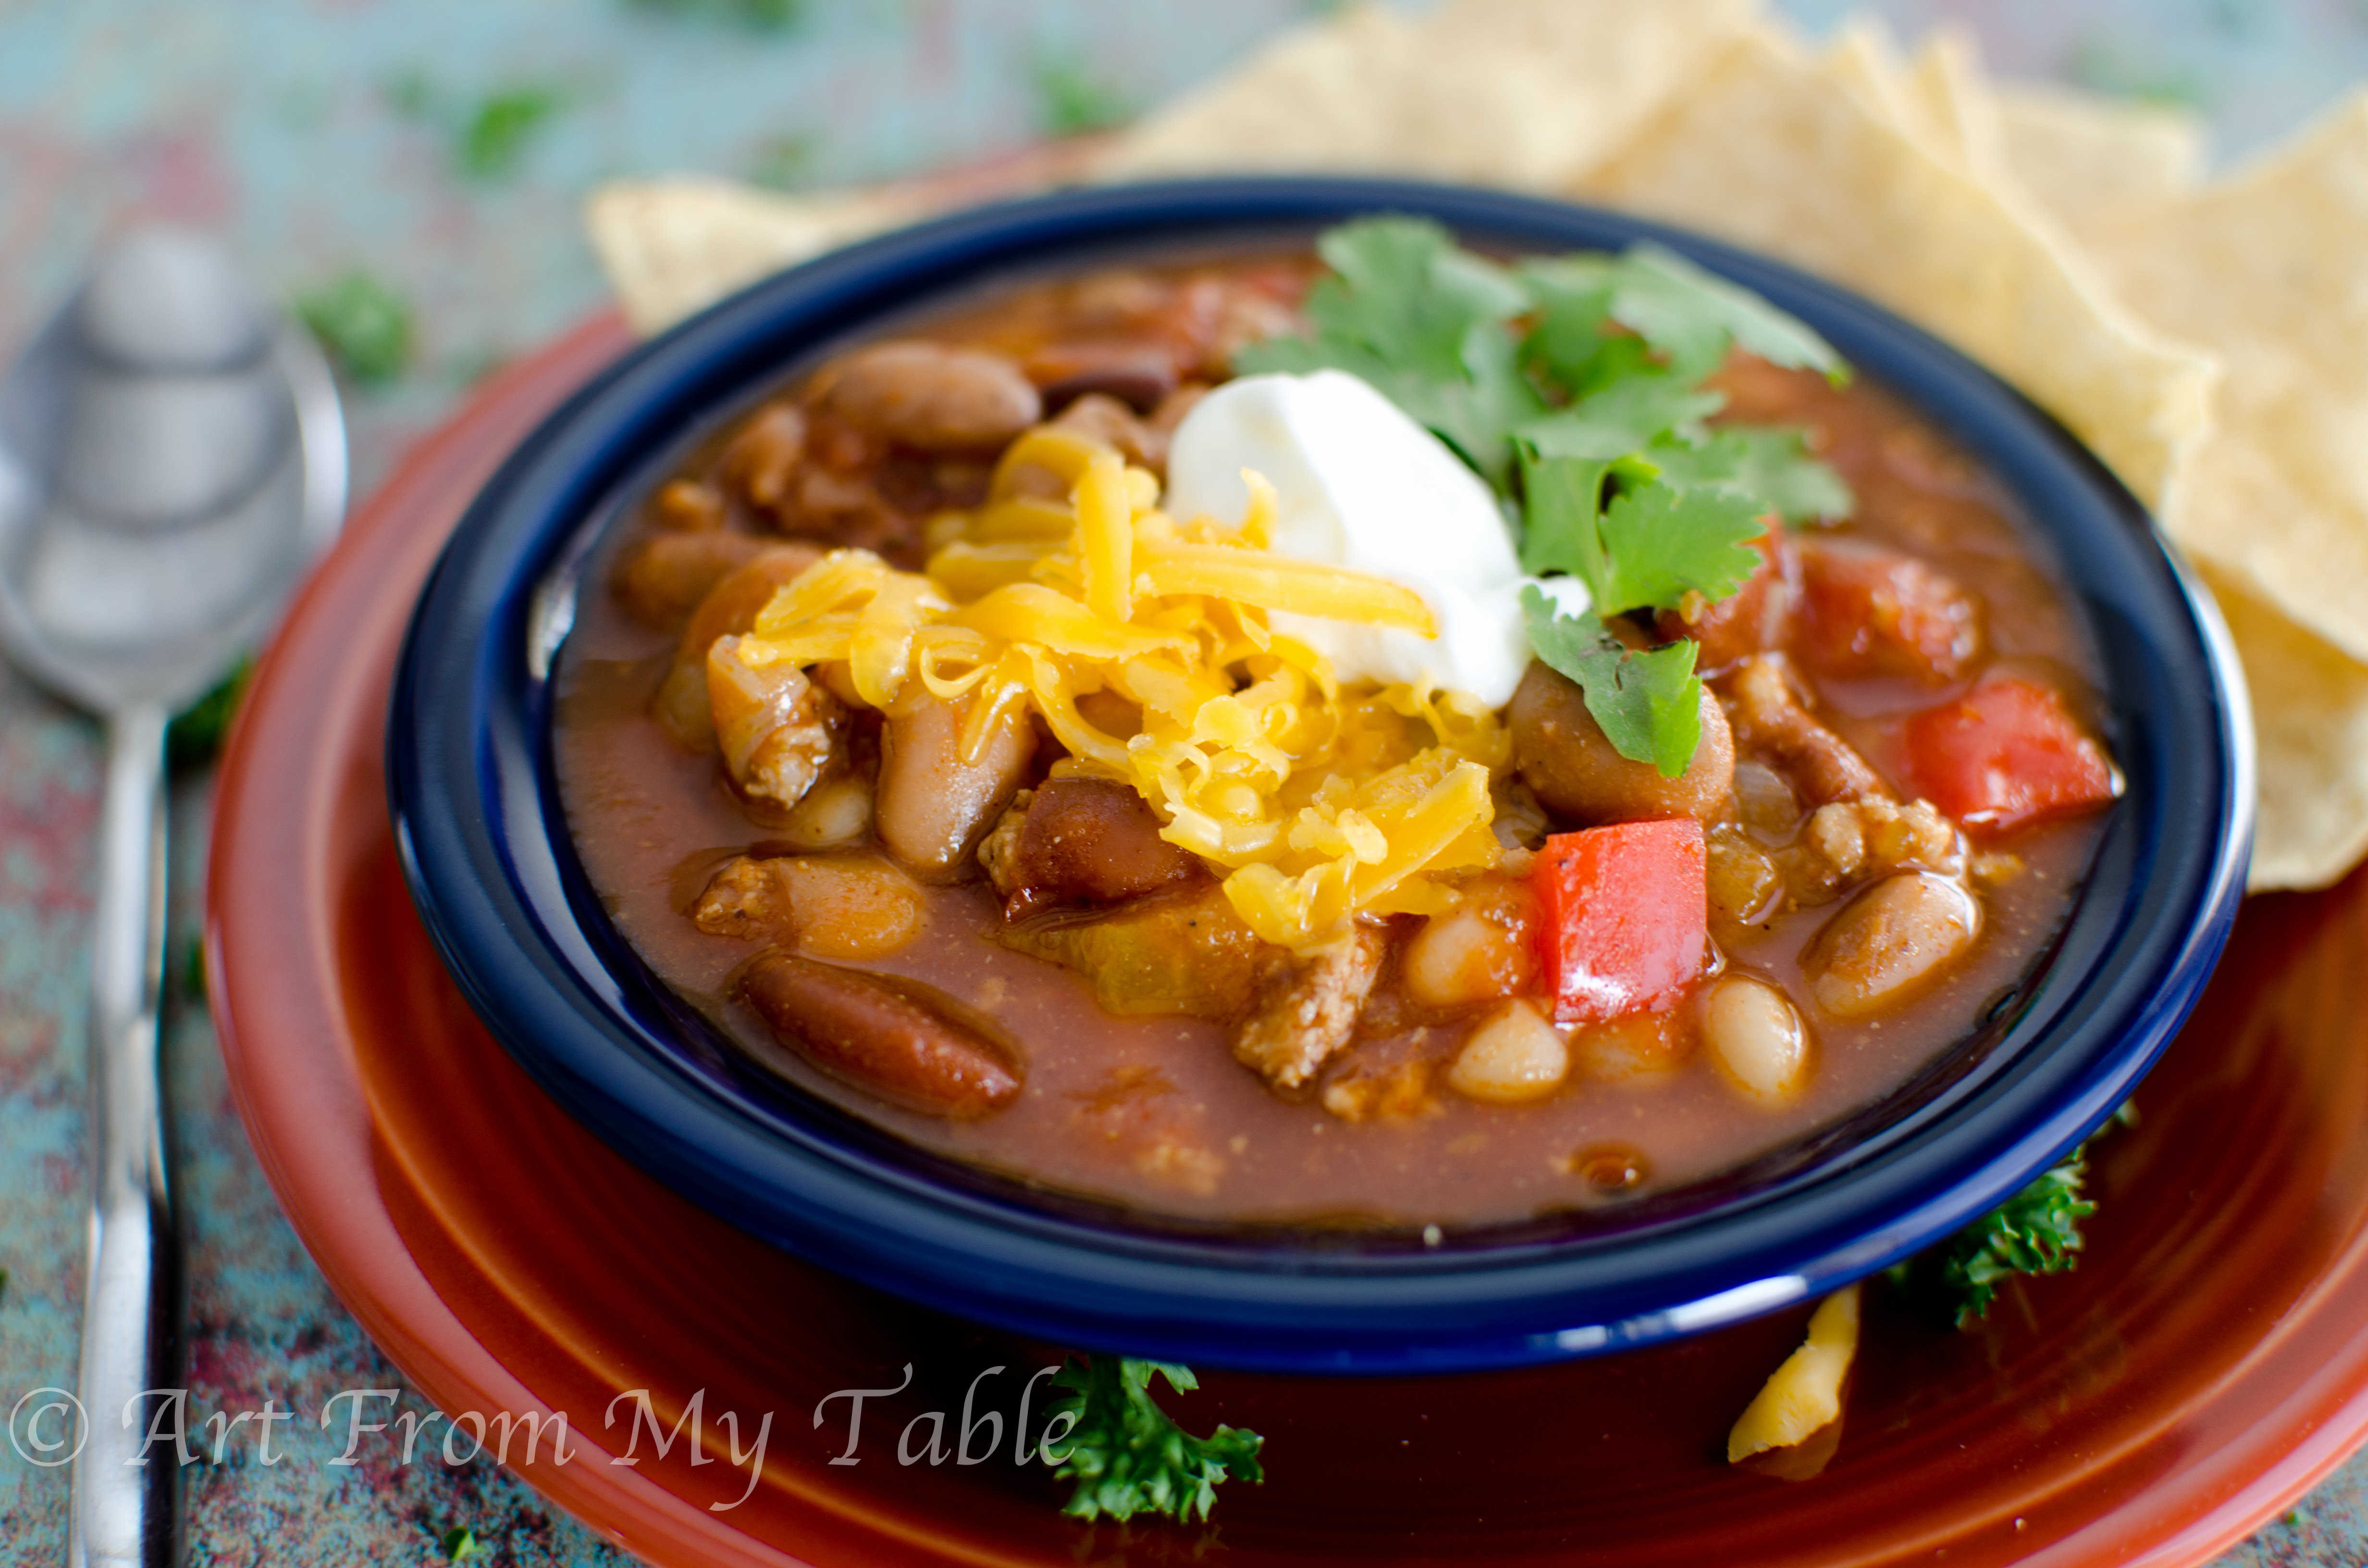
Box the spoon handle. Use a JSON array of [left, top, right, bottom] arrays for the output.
[[69, 704, 178, 1568]]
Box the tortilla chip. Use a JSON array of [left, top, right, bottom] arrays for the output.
[[2197, 565, 2368, 892], [2083, 94, 2368, 673], [1820, 22, 2002, 181], [1818, 23, 1933, 149], [1905, 30, 2006, 179], [1096, 0, 1761, 191], [1993, 82, 2206, 240], [1579, 26, 2218, 512], [585, 179, 929, 335]]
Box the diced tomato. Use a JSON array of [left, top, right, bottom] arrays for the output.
[[1901, 676, 2119, 833], [1794, 539, 1981, 685], [1532, 819, 1707, 1029]]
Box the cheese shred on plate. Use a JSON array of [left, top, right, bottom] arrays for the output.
[[736, 425, 1509, 951]]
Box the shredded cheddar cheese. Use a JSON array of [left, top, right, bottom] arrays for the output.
[[735, 431, 1509, 951]]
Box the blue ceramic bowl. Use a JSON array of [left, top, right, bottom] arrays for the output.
[[389, 179, 2252, 1374]]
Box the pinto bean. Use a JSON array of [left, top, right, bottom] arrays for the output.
[[1805, 872, 1981, 1018], [720, 401, 808, 512], [1002, 778, 1201, 916], [874, 693, 1035, 881], [652, 544, 825, 750], [653, 478, 727, 532], [611, 530, 769, 631], [1509, 660, 1735, 825], [817, 342, 1042, 453], [707, 636, 843, 809], [739, 949, 1022, 1118], [1794, 538, 1982, 686]]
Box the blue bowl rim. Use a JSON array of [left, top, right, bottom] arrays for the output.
[[387, 176, 2253, 1374]]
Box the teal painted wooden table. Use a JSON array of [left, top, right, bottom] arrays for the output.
[[5, 1, 2368, 1561]]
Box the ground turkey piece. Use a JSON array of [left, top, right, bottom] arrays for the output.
[[1719, 656, 1889, 806], [1233, 926, 1388, 1090], [691, 856, 795, 940]]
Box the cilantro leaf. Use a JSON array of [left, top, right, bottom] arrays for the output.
[[1518, 372, 1725, 463], [1593, 479, 1767, 615], [1246, 220, 1857, 782], [1235, 216, 1539, 485], [1887, 1151, 2097, 1328], [1520, 460, 1764, 618], [1605, 244, 1850, 383], [1521, 588, 1702, 777], [1044, 1356, 1264, 1525], [1516, 452, 1611, 581], [1640, 427, 1852, 524]]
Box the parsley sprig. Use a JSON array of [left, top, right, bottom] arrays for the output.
[[1045, 1356, 1264, 1525], [1889, 1148, 2099, 1327], [1237, 217, 1852, 775]]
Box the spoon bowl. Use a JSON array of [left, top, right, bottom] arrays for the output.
[[0, 224, 345, 1568]]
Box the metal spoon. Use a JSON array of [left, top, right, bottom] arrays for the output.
[[0, 227, 345, 1567]]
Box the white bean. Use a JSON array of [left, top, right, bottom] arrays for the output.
[[1702, 974, 1810, 1103], [1401, 885, 1537, 1010], [777, 772, 873, 851], [1446, 1000, 1570, 1106]]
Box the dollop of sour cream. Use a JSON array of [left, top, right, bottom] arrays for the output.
[[1162, 369, 1588, 709]]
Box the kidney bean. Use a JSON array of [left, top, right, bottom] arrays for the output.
[[1025, 342, 1183, 413], [1002, 777, 1201, 915], [739, 949, 1023, 1118]]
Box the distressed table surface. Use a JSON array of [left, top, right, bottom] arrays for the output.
[[4, 1, 2368, 1563]]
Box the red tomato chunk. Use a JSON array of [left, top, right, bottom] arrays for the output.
[[1533, 819, 1708, 1029], [1794, 539, 1981, 685], [1902, 676, 2119, 833]]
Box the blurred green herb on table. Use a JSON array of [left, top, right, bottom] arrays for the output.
[[440, 1526, 486, 1562], [296, 274, 414, 387], [461, 86, 569, 178], [627, 0, 806, 29], [747, 133, 820, 190], [381, 68, 571, 180], [1033, 52, 1134, 136]]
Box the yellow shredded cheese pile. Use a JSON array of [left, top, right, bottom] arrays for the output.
[[734, 425, 1510, 951]]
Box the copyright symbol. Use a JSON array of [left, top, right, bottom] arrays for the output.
[[10, 1387, 88, 1468]]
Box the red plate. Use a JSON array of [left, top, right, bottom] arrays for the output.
[[210, 315, 2368, 1568]]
